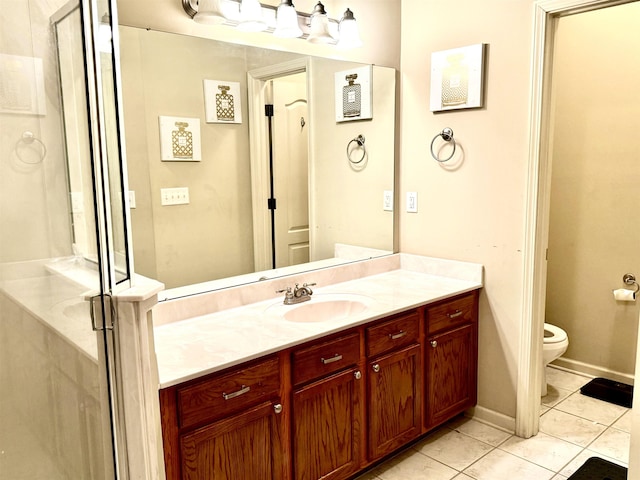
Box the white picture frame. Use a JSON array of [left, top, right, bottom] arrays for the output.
[[334, 65, 373, 122], [430, 43, 486, 112], [158, 116, 202, 161], [0, 54, 46, 116], [203, 79, 242, 124]]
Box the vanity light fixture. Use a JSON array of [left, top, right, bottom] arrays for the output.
[[237, 0, 267, 32], [182, 0, 362, 48], [336, 8, 362, 49], [307, 2, 335, 45], [193, 0, 226, 24], [274, 0, 303, 38]]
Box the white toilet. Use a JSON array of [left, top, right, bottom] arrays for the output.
[[541, 323, 569, 396]]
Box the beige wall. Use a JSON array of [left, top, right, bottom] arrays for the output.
[[546, 4, 640, 377], [400, 0, 535, 419]]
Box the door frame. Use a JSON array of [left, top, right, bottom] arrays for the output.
[[247, 58, 311, 273], [519, 0, 639, 475]]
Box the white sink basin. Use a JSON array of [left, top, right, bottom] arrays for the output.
[[266, 294, 373, 323]]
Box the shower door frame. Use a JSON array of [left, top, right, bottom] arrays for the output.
[[520, 0, 640, 477]]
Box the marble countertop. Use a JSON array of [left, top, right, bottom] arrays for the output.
[[154, 264, 483, 388]]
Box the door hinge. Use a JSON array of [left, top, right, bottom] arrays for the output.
[[268, 198, 277, 210], [89, 293, 115, 331], [265, 104, 274, 117]]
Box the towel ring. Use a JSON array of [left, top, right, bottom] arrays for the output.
[[430, 127, 456, 163], [346, 134, 366, 164], [16, 131, 47, 164]]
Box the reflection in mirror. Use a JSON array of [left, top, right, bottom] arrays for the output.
[[115, 27, 396, 297]]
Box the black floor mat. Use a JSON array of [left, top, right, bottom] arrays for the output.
[[568, 457, 627, 480], [580, 377, 633, 408]]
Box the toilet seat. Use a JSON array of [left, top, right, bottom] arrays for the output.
[[543, 323, 567, 344]]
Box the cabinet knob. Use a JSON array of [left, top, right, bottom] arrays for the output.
[[372, 364, 380, 373], [430, 340, 438, 348], [273, 404, 283, 414], [354, 370, 362, 380]]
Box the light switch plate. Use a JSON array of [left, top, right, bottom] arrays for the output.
[[383, 190, 393, 211], [161, 187, 190, 206], [406, 192, 418, 213]]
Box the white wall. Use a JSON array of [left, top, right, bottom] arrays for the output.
[[400, 0, 535, 420]]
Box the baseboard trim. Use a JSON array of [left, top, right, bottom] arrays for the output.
[[467, 405, 516, 434], [553, 357, 635, 386]]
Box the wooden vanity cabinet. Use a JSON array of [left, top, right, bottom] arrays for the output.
[[424, 291, 479, 430], [159, 355, 287, 480], [158, 289, 480, 480], [290, 332, 363, 480], [366, 311, 422, 461]]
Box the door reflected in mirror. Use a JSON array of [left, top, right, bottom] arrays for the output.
[[114, 27, 396, 296]]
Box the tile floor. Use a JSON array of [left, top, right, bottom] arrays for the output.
[[356, 366, 631, 480]]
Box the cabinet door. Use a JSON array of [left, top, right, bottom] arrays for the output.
[[180, 401, 286, 480], [292, 367, 363, 480], [425, 323, 477, 429], [368, 343, 421, 460]]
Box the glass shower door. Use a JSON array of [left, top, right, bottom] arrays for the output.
[[0, 0, 131, 477]]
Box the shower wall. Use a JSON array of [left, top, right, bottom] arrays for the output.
[[546, 3, 640, 379], [0, 0, 72, 264]]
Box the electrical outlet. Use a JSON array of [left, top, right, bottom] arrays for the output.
[[406, 192, 418, 213], [383, 190, 393, 211], [161, 187, 190, 206]]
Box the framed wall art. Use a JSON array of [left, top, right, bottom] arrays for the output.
[[334, 65, 372, 122], [430, 43, 487, 112], [203, 79, 242, 124], [158, 115, 202, 161]]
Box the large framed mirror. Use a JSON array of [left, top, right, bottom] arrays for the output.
[[111, 26, 397, 299]]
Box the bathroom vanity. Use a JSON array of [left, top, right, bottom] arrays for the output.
[[154, 255, 482, 480]]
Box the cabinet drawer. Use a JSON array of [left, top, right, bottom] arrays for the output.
[[292, 332, 360, 386], [366, 311, 419, 357], [177, 356, 280, 429], [427, 293, 476, 335]]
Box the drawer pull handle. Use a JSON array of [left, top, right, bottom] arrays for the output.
[[273, 404, 283, 414], [321, 354, 343, 365], [372, 364, 380, 373], [447, 310, 464, 319], [354, 370, 362, 380], [431, 340, 438, 348], [222, 385, 250, 400], [388, 330, 407, 340]]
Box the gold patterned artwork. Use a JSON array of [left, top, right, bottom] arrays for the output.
[[204, 80, 242, 124], [159, 116, 201, 161], [171, 121, 193, 159]]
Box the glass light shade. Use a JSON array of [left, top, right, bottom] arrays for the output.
[[237, 0, 267, 32], [193, 0, 226, 25], [337, 8, 362, 49], [273, 0, 302, 38], [307, 2, 335, 44]]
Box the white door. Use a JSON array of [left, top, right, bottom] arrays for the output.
[[272, 73, 310, 268]]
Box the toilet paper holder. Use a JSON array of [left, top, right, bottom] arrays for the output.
[[622, 273, 640, 294]]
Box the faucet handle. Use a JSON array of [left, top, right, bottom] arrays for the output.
[[275, 287, 292, 294], [303, 282, 316, 288]]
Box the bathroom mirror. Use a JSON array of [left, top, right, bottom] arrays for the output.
[[96, 26, 396, 297]]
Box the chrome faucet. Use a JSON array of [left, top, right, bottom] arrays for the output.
[[276, 282, 316, 305]]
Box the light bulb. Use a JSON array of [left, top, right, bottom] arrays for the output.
[[337, 8, 362, 49], [274, 0, 302, 38]]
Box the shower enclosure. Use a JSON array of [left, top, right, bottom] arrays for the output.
[[0, 0, 132, 477]]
